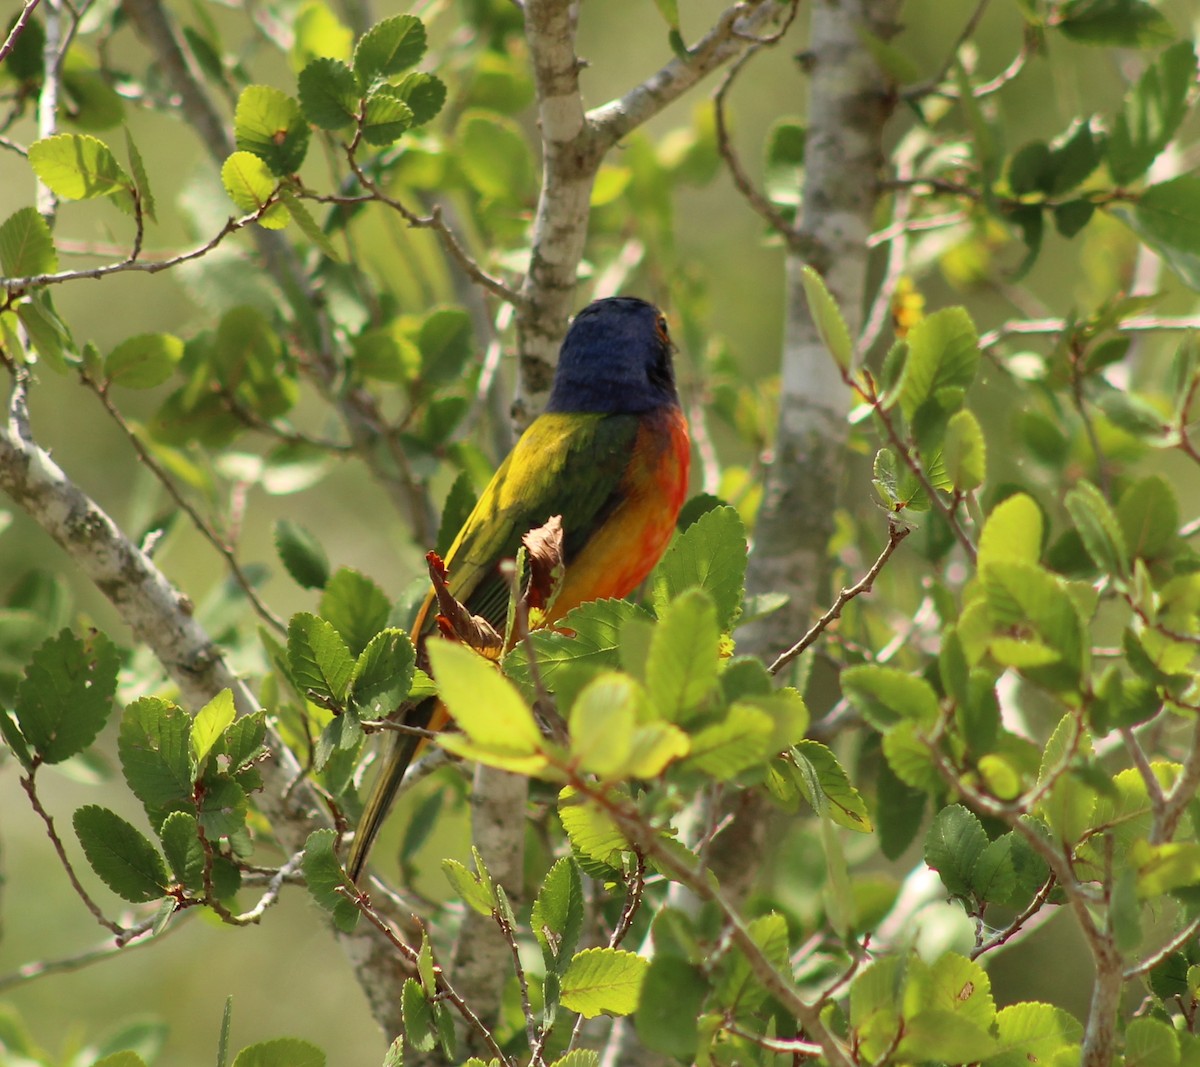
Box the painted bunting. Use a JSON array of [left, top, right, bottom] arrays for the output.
[[346, 296, 691, 882]]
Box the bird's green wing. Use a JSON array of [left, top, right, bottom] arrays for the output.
[[438, 411, 640, 631]]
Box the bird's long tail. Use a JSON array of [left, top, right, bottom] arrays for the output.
[[345, 696, 440, 883]]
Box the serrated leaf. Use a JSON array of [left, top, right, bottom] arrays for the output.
[[841, 664, 938, 728], [401, 978, 436, 1051], [274, 519, 329, 589], [301, 828, 359, 932], [28, 133, 132, 202], [992, 1001, 1082, 1065], [119, 697, 194, 828], [684, 703, 773, 779], [532, 857, 584, 974], [160, 810, 204, 888], [234, 85, 309, 175], [442, 858, 495, 915], [894, 307, 979, 420], [196, 775, 248, 838], [191, 689, 236, 769], [1065, 479, 1128, 579], [105, 332, 183, 389], [0, 207, 59, 277], [925, 804, 988, 898], [560, 948, 648, 1018], [15, 629, 119, 763], [800, 265, 854, 370], [319, 568, 391, 657], [353, 14, 426, 88], [231, 1038, 325, 1067], [350, 628, 415, 716], [1056, 0, 1174, 47], [73, 805, 168, 902], [1118, 475, 1178, 559], [792, 739, 872, 832], [287, 612, 355, 703], [651, 505, 746, 630], [558, 787, 627, 871], [124, 127, 156, 223], [645, 588, 720, 722], [220, 151, 287, 228], [391, 72, 446, 126], [361, 86, 413, 146], [297, 57, 359, 130], [429, 642, 545, 769]]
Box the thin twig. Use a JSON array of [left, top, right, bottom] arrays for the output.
[[1124, 916, 1200, 980], [84, 375, 287, 635], [971, 872, 1058, 959], [0, 0, 42, 65], [768, 520, 912, 675], [902, 0, 994, 101]]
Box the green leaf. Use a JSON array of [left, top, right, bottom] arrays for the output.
[[360, 86, 414, 146], [645, 588, 720, 722], [391, 72, 446, 126], [943, 408, 986, 491], [274, 519, 330, 589], [319, 568, 391, 656], [160, 810, 204, 889], [105, 333, 183, 389], [196, 775, 248, 838], [558, 787, 627, 872], [91, 1054, 148, 1067], [991, 1002, 1082, 1066], [1047, 118, 1106, 196], [1109, 41, 1195, 183], [925, 804, 988, 898], [14, 629, 119, 763], [73, 805, 168, 902], [683, 702, 774, 779], [353, 14, 427, 89], [234, 85, 309, 175], [442, 853, 496, 915], [1035, 714, 1096, 845], [28, 133, 132, 202], [635, 956, 706, 1059], [436, 471, 477, 557], [119, 697, 194, 828], [124, 128, 156, 223], [300, 828, 359, 932], [297, 57, 359, 131], [1118, 475, 1178, 559], [418, 307, 474, 385], [279, 190, 343, 262], [841, 664, 938, 728], [220, 151, 288, 228], [429, 642, 547, 773], [350, 628, 415, 716], [191, 689, 236, 769], [651, 505, 746, 630], [1065, 479, 1129, 579], [894, 307, 979, 420], [531, 857, 584, 975], [902, 952, 996, 1033], [0, 207, 58, 277], [850, 958, 903, 1062], [1136, 175, 1200, 258], [566, 673, 637, 778], [504, 599, 652, 705], [290, 1, 353, 69], [978, 492, 1042, 570], [401, 978, 436, 1052], [382, 1038, 403, 1067], [457, 109, 535, 201], [1056, 0, 1175, 47], [560, 948, 648, 1018], [231, 1038, 325, 1067], [287, 612, 355, 703], [792, 739, 872, 832], [1125, 1016, 1181, 1067], [799, 265, 854, 370]]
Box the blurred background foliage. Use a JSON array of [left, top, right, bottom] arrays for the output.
[[2, 0, 1200, 1062]]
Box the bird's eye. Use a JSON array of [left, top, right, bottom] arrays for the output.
[[655, 314, 671, 345]]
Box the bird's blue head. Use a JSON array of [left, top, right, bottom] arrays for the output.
[[546, 296, 680, 414]]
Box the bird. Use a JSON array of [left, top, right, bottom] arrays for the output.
[[345, 295, 691, 882]]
